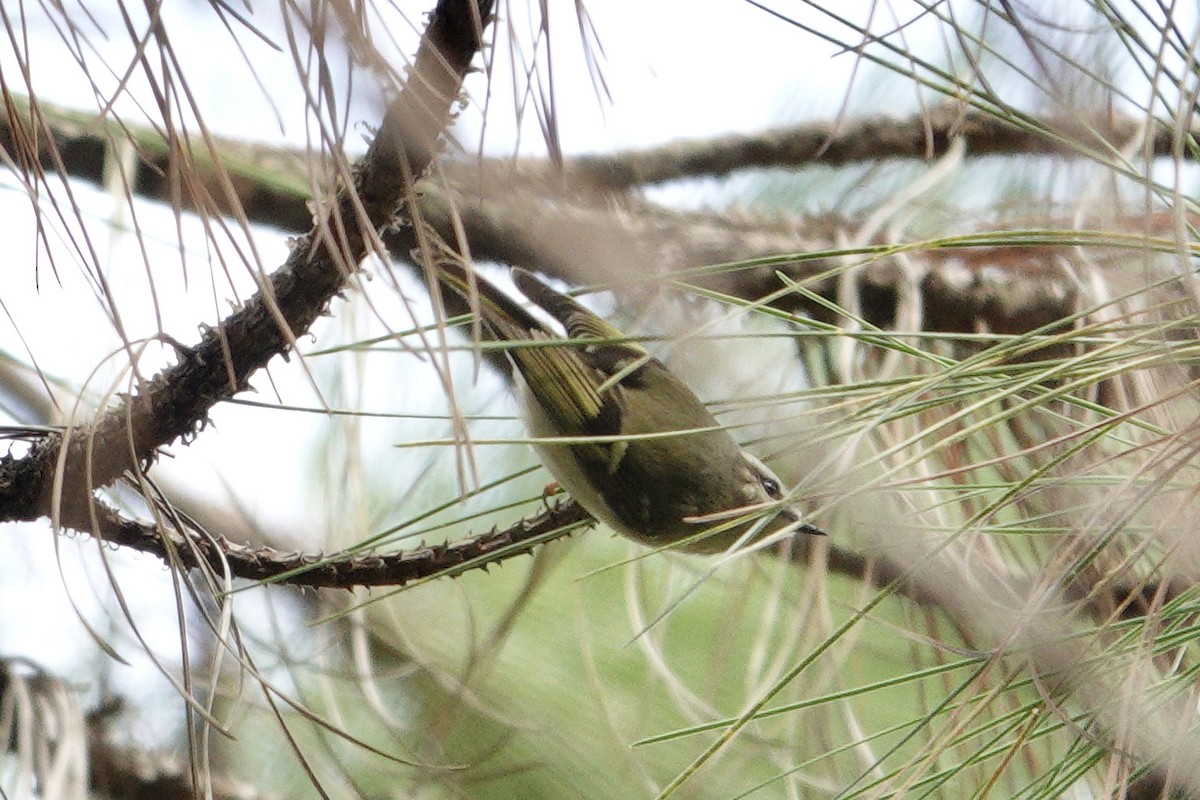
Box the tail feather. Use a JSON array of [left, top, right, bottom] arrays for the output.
[[434, 262, 545, 342]]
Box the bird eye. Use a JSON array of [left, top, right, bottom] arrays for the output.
[[759, 475, 781, 498]]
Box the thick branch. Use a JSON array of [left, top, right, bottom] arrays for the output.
[[0, 0, 495, 531], [387, 191, 1103, 335]]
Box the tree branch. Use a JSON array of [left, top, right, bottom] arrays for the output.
[[90, 492, 590, 589], [557, 105, 1191, 190], [1, 98, 1173, 339], [0, 0, 496, 532], [5, 101, 1189, 206]]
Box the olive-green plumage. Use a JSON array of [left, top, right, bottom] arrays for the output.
[[435, 263, 821, 553]]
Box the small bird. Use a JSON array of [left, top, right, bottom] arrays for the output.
[[434, 263, 824, 554]]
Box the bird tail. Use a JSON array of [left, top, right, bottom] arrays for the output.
[[511, 268, 633, 346], [432, 261, 543, 344]]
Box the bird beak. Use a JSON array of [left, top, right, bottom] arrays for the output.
[[780, 504, 827, 537]]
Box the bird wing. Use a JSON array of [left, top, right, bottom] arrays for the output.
[[433, 264, 635, 456]]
